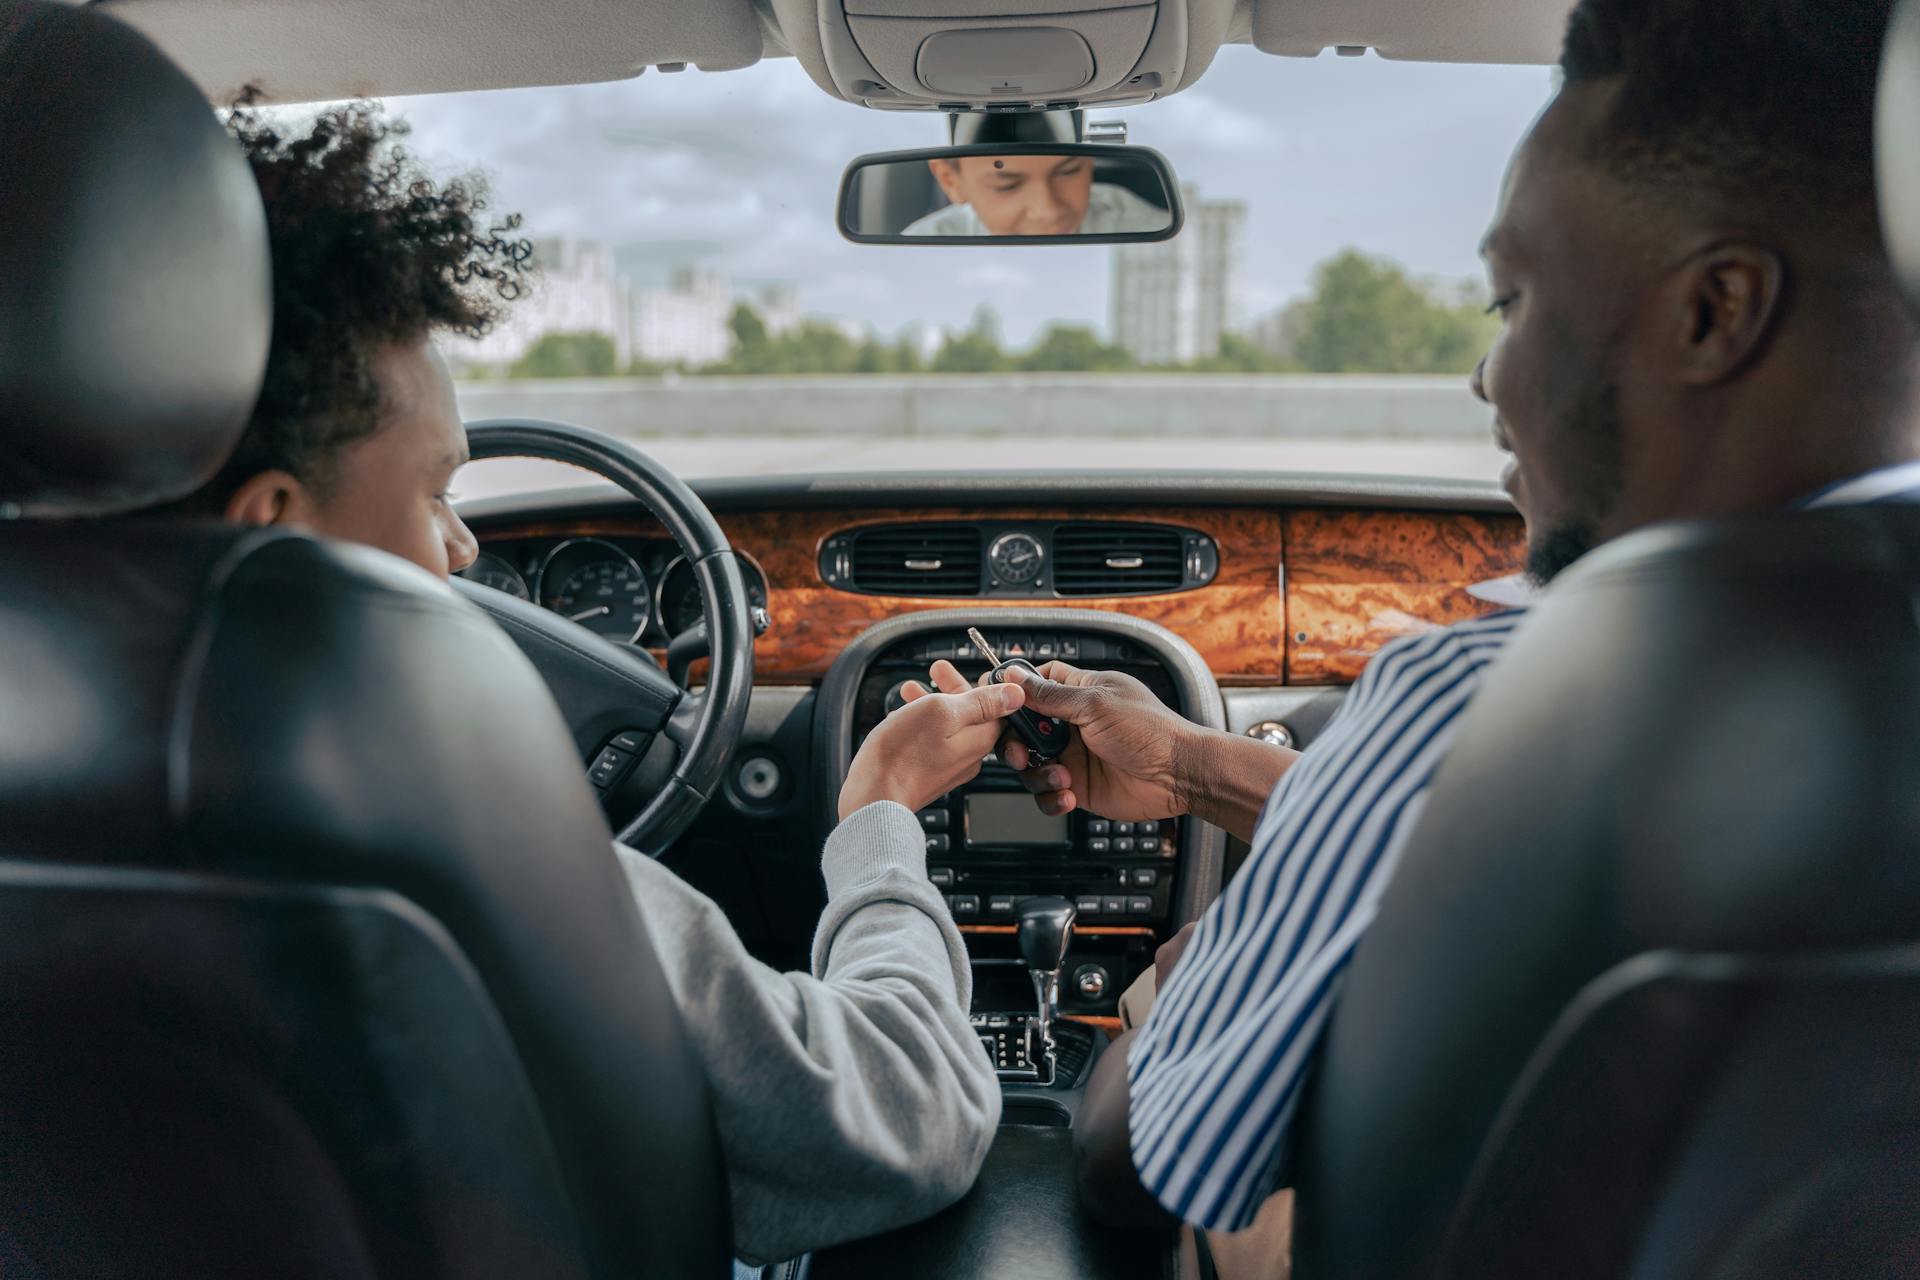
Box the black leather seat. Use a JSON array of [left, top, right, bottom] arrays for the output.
[[1292, 5, 1920, 1276], [0, 4, 728, 1275]]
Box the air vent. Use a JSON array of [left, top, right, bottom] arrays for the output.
[[1053, 523, 1187, 596], [847, 524, 983, 596]]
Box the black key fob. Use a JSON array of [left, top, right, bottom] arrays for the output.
[[966, 627, 1069, 766], [989, 656, 1069, 767]]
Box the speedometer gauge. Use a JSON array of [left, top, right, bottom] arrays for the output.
[[657, 555, 770, 639], [460, 551, 530, 600], [538, 538, 651, 642]]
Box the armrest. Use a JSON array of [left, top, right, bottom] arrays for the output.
[[807, 1125, 1175, 1280]]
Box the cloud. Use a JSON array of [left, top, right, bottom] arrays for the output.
[[366, 47, 1550, 344], [956, 263, 1035, 291]]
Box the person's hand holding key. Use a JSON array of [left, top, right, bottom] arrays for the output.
[[990, 661, 1200, 820]]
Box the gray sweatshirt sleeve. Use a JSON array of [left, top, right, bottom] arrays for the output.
[[614, 800, 1001, 1265]]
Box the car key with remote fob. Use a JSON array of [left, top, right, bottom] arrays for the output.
[[968, 627, 1069, 766]]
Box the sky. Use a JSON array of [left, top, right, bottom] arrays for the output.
[[388, 45, 1556, 348]]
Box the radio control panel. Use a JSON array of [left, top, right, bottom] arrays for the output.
[[853, 628, 1187, 931]]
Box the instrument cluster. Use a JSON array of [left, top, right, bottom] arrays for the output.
[[460, 535, 768, 647]]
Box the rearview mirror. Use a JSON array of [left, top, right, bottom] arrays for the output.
[[838, 144, 1183, 245]]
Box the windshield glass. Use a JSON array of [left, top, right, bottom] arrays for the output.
[[374, 47, 1554, 497]]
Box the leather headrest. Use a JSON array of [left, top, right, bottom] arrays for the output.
[[1882, 0, 1920, 313], [0, 1, 268, 517]]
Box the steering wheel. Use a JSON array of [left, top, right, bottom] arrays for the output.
[[452, 418, 754, 856]]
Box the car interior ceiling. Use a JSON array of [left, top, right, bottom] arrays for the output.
[[4, 0, 1920, 1277]]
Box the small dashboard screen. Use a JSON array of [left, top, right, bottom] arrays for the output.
[[965, 793, 1070, 848]]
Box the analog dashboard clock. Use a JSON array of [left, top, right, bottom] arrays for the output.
[[988, 531, 1045, 586]]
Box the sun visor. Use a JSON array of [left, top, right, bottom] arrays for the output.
[[1251, 0, 1573, 64], [102, 0, 768, 102], [804, 0, 1237, 111]]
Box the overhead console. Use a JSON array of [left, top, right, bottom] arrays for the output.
[[786, 0, 1241, 111]]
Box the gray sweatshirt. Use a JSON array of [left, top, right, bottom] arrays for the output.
[[613, 800, 1000, 1265]]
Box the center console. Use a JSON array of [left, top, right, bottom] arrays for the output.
[[810, 610, 1219, 1279], [817, 608, 1228, 1034]]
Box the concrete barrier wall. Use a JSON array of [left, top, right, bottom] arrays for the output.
[[454, 373, 1493, 441]]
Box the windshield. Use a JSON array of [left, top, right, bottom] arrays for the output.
[[377, 47, 1554, 497]]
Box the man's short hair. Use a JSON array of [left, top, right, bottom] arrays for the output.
[[191, 101, 530, 509], [1560, 0, 1893, 239]]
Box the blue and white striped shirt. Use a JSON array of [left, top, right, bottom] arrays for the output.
[[1125, 461, 1920, 1232], [1126, 609, 1526, 1230]]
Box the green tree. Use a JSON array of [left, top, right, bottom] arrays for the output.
[[1288, 249, 1497, 374], [853, 337, 895, 374], [968, 303, 1003, 347], [1180, 332, 1297, 374], [891, 333, 925, 374], [722, 302, 777, 374], [779, 320, 859, 374], [509, 331, 619, 379], [1020, 324, 1133, 373], [932, 329, 1009, 373]]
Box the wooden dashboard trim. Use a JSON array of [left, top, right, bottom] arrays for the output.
[[472, 504, 1523, 688], [1283, 509, 1526, 685], [477, 507, 1287, 686], [958, 925, 1158, 938]]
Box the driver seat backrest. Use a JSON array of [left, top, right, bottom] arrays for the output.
[[0, 4, 729, 1276], [1290, 503, 1920, 1280]]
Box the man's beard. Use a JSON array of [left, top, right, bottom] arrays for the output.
[[1524, 366, 1625, 587], [1526, 522, 1599, 585]]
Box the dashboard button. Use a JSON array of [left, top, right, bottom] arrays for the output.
[[1137, 837, 1160, 854], [926, 834, 950, 854], [1114, 822, 1134, 835], [1087, 819, 1111, 836], [1075, 895, 1102, 915], [930, 867, 955, 887], [919, 809, 950, 831], [1130, 868, 1158, 888], [1059, 638, 1080, 659], [1087, 837, 1110, 854], [1101, 896, 1128, 916], [950, 895, 980, 916], [610, 730, 646, 753], [1113, 837, 1135, 854], [588, 746, 631, 789], [1127, 896, 1154, 914], [988, 895, 1016, 916], [1136, 820, 1159, 836]]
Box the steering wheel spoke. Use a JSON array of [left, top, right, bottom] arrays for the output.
[[665, 689, 706, 751]]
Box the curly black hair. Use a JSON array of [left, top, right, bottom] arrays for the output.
[[189, 99, 531, 508], [1560, 0, 1893, 243]]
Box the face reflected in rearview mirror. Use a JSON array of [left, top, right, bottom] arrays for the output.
[[838, 144, 1182, 245]]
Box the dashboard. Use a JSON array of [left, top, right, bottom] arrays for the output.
[[461, 500, 1522, 686], [456, 473, 1525, 1022]]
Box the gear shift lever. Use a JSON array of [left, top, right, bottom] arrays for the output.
[[1016, 895, 1077, 1071]]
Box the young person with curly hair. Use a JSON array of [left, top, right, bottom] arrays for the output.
[[179, 102, 527, 578], [187, 103, 1011, 1273]]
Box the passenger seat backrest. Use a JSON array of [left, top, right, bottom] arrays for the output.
[[1291, 505, 1920, 1279]]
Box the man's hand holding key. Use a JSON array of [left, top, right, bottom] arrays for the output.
[[991, 661, 1301, 845]]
